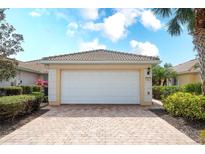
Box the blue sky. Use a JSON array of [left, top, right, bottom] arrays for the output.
[[5, 8, 196, 65]]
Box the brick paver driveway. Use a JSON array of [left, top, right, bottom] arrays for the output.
[[0, 105, 196, 144]]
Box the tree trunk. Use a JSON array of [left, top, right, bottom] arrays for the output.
[[160, 79, 164, 86], [163, 78, 167, 86], [158, 79, 161, 86], [193, 9, 205, 95], [203, 81, 205, 95]]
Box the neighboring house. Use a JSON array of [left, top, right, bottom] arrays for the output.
[[41, 49, 160, 106], [0, 60, 48, 87], [171, 59, 202, 86]]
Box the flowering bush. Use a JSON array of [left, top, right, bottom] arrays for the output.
[[36, 79, 48, 87]]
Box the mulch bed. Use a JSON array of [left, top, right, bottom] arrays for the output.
[[0, 108, 49, 139], [149, 105, 205, 143]]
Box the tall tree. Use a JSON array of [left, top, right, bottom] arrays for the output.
[[152, 63, 177, 86], [162, 63, 177, 86], [153, 8, 205, 94], [152, 64, 165, 85], [0, 9, 24, 81]]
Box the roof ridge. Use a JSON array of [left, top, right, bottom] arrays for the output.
[[105, 49, 159, 58], [42, 49, 102, 60], [25, 59, 42, 63], [173, 58, 198, 67], [42, 49, 159, 60]]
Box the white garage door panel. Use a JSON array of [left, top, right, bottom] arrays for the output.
[[61, 71, 140, 104]]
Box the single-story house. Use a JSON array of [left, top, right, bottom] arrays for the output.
[[41, 49, 160, 105], [170, 59, 202, 85], [0, 60, 48, 87]]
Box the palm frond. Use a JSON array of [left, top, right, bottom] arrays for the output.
[[152, 8, 173, 18], [0, 9, 5, 21], [187, 15, 195, 33], [175, 9, 194, 24], [167, 17, 182, 36], [175, 8, 195, 33]]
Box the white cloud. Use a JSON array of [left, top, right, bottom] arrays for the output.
[[116, 9, 142, 26], [82, 9, 162, 42], [66, 22, 78, 37], [140, 10, 162, 31], [130, 40, 138, 48], [29, 11, 41, 17], [55, 11, 69, 21], [81, 8, 99, 20], [29, 9, 50, 17], [80, 38, 106, 50], [130, 40, 159, 57], [103, 9, 143, 42], [83, 9, 141, 42], [83, 22, 102, 31], [102, 12, 127, 42]]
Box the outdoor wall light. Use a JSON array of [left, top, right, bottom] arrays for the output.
[[147, 67, 151, 75]]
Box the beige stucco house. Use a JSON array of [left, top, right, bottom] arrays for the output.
[[171, 59, 202, 86], [0, 60, 48, 87], [41, 49, 160, 106]]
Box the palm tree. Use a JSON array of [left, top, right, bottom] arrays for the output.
[[152, 63, 177, 86], [153, 8, 205, 94], [152, 64, 165, 85]]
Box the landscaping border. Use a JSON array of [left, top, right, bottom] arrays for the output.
[[149, 105, 205, 143], [0, 108, 49, 139]]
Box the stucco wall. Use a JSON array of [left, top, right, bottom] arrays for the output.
[[0, 79, 16, 87], [47, 64, 152, 106], [0, 70, 44, 87], [177, 72, 202, 86]]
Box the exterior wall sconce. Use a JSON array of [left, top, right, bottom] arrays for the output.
[[147, 67, 151, 75]]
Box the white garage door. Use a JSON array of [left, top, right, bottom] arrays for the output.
[[61, 71, 140, 104]]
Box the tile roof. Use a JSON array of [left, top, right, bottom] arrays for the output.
[[18, 60, 48, 74], [41, 49, 160, 63], [172, 59, 200, 74]]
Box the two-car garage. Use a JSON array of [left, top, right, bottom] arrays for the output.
[[61, 71, 140, 104], [44, 49, 159, 106]]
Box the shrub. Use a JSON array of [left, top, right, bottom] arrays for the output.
[[152, 86, 162, 99], [163, 92, 205, 120], [43, 87, 48, 96], [0, 95, 40, 120], [36, 79, 48, 87], [0, 86, 22, 96], [32, 85, 41, 92], [43, 96, 48, 103], [20, 86, 32, 94], [153, 86, 183, 99], [183, 82, 202, 95], [31, 92, 44, 102], [30, 92, 44, 111], [200, 130, 205, 144]]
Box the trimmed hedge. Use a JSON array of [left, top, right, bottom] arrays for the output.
[[153, 86, 184, 99], [19, 86, 32, 94], [0, 86, 23, 96], [153, 83, 203, 100], [0, 94, 42, 121], [32, 86, 41, 92], [200, 130, 205, 144], [31, 92, 44, 103], [183, 82, 202, 95], [163, 92, 205, 120], [30, 92, 44, 110]]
